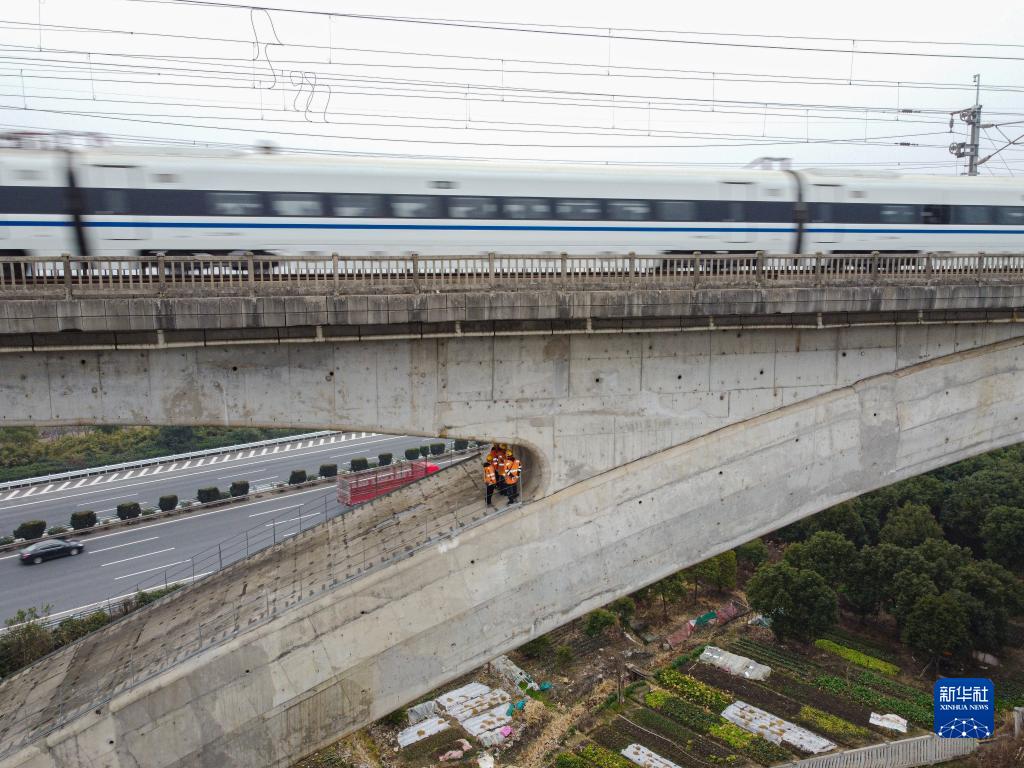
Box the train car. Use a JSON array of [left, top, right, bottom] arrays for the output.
[[1, 141, 1022, 262]]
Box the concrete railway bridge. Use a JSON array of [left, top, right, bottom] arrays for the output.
[[2, 252, 1024, 767]]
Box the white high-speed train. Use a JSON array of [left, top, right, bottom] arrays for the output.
[[1, 143, 1022, 258]]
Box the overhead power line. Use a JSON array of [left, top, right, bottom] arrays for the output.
[[124, 1, 1024, 61]]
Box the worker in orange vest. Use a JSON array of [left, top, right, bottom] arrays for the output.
[[483, 461, 499, 506], [502, 454, 521, 505]]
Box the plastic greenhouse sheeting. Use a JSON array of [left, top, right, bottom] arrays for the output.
[[449, 689, 511, 722], [462, 704, 514, 737], [620, 743, 683, 768], [397, 716, 450, 748], [492, 654, 539, 691], [870, 713, 908, 733], [437, 682, 491, 714], [406, 699, 441, 725], [722, 701, 835, 754], [699, 646, 771, 681]]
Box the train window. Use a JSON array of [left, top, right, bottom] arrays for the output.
[[996, 207, 1024, 225], [953, 206, 991, 225], [448, 196, 499, 219], [92, 189, 129, 215], [271, 193, 323, 216], [332, 194, 384, 217], [503, 198, 551, 219], [810, 203, 833, 223], [391, 195, 442, 218], [607, 200, 651, 221], [656, 201, 697, 221], [208, 192, 263, 216], [724, 201, 745, 223], [555, 199, 602, 220], [922, 205, 950, 225], [878, 204, 918, 224]]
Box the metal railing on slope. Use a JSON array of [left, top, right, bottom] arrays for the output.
[[3, 252, 1024, 296], [0, 448, 505, 760]]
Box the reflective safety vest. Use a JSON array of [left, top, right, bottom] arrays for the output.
[[483, 464, 497, 485], [503, 458, 521, 485]]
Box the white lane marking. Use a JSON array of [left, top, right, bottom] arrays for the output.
[[108, 473, 120, 482], [0, 437, 402, 510], [123, 471, 135, 480], [152, 466, 163, 474], [22, 488, 38, 497], [272, 446, 279, 453], [196, 459, 206, 466], [265, 516, 307, 527], [89, 477, 102, 486], [260, 448, 268, 455], [90, 536, 159, 554], [100, 547, 175, 567], [42, 484, 54, 494], [73, 479, 87, 488], [137, 468, 149, 476], [247, 450, 255, 457], [7, 490, 20, 499], [168, 463, 179, 471], [222, 474, 275, 483], [249, 504, 302, 518], [57, 482, 70, 491], [182, 461, 193, 469], [114, 561, 185, 580]]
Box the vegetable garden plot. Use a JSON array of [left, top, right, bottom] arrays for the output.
[[619, 709, 738, 767], [728, 640, 818, 681], [822, 629, 900, 664]]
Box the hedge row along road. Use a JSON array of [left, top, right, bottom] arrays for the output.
[[0, 432, 416, 533], [0, 432, 443, 620]]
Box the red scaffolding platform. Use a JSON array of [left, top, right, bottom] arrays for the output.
[[336, 460, 440, 505]]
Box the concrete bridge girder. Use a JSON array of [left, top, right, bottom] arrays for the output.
[[1, 322, 1023, 496], [3, 334, 1024, 767]]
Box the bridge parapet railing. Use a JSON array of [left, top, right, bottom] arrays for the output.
[[4, 252, 1024, 297]]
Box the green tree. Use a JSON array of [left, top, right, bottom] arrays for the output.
[[891, 475, 949, 516], [784, 531, 856, 587], [842, 546, 890, 620], [890, 569, 938, 629], [952, 560, 1024, 651], [901, 592, 972, 671], [708, 551, 738, 592], [644, 573, 688, 621], [912, 539, 972, 592], [735, 538, 769, 568], [811, 502, 870, 547], [940, 468, 1024, 552], [980, 505, 1024, 572], [879, 502, 943, 548], [609, 597, 636, 625], [0, 607, 54, 678], [746, 561, 838, 643], [584, 609, 617, 637]]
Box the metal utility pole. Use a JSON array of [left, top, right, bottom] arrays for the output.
[[949, 75, 982, 175]]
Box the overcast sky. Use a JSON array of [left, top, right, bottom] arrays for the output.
[[2, 0, 1023, 173]]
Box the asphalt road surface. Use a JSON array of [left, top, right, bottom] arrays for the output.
[[0, 432, 455, 621]]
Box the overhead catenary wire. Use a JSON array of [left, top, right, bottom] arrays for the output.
[[121, 1, 1024, 62], [3, 22, 1024, 95]]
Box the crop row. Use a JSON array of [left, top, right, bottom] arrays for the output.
[[727, 640, 817, 681], [813, 639, 900, 677], [654, 668, 733, 712], [814, 676, 931, 727], [706, 723, 791, 765], [821, 629, 900, 665], [794, 705, 873, 744], [620, 710, 738, 767]]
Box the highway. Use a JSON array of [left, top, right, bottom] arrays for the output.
[[0, 432, 456, 622]]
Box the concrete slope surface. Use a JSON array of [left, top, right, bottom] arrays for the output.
[[3, 337, 1024, 767]]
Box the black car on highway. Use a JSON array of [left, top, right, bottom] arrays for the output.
[[19, 539, 84, 565]]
